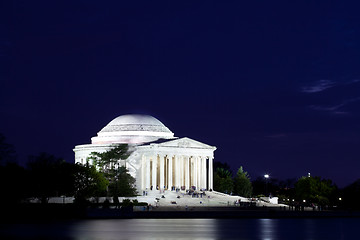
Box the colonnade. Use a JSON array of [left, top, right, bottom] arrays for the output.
[[141, 154, 213, 191]]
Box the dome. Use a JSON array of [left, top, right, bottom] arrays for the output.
[[100, 114, 172, 133], [91, 114, 175, 144]]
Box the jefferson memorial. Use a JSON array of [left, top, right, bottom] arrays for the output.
[[74, 114, 216, 193]]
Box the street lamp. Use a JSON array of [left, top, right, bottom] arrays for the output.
[[264, 174, 269, 197]]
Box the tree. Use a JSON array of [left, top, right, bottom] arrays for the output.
[[233, 166, 252, 197], [89, 144, 131, 171], [295, 176, 338, 207], [27, 153, 76, 203], [214, 161, 232, 175], [214, 167, 233, 194], [73, 163, 108, 201], [88, 144, 137, 197], [0, 162, 28, 204], [342, 179, 360, 210], [108, 166, 137, 197], [252, 176, 285, 197]]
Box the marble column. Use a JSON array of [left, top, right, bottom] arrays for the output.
[[141, 155, 146, 190], [175, 155, 180, 188], [141, 155, 145, 190], [180, 155, 184, 188], [208, 157, 213, 190], [168, 155, 173, 190], [160, 154, 165, 190], [201, 156, 206, 190], [146, 156, 150, 189], [197, 156, 201, 190], [193, 156, 197, 189], [174, 155, 179, 187], [152, 155, 157, 189], [185, 156, 190, 190]]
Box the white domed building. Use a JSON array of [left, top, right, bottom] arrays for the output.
[[74, 114, 216, 193]]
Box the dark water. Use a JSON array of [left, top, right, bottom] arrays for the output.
[[0, 218, 358, 239]]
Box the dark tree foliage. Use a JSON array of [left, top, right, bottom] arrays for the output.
[[341, 179, 360, 210], [108, 166, 137, 197], [89, 144, 131, 171], [252, 177, 298, 204], [273, 178, 297, 203], [214, 168, 233, 194], [213, 161, 232, 175], [88, 144, 137, 197], [252, 176, 274, 196], [295, 176, 338, 206], [0, 162, 28, 204], [73, 163, 108, 201], [233, 166, 252, 197], [252, 176, 294, 198], [27, 153, 75, 203]]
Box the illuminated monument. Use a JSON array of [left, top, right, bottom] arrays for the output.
[[74, 114, 216, 193]]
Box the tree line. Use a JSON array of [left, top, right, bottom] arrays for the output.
[[213, 161, 360, 210], [1, 133, 360, 210], [0, 134, 136, 205]]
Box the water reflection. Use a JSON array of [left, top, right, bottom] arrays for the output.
[[1, 218, 359, 239], [259, 219, 277, 240], [71, 219, 219, 240]]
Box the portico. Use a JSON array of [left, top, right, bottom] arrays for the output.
[[138, 137, 215, 191], [140, 155, 213, 192]]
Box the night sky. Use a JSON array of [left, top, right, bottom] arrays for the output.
[[1, 1, 360, 187]]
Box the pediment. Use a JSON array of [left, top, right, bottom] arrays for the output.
[[154, 137, 215, 150]]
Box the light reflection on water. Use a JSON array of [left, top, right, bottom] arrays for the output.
[[259, 219, 277, 240], [0, 218, 359, 239], [70, 219, 219, 240]]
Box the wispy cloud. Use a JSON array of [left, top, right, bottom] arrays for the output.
[[302, 79, 360, 115], [301, 80, 335, 93], [347, 79, 360, 84], [310, 97, 360, 114]]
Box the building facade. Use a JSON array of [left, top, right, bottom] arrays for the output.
[[74, 114, 216, 192]]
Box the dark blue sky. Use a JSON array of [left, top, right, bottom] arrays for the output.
[[1, 1, 360, 187]]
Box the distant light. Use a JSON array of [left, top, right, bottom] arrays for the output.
[[308, 172, 311, 177], [264, 174, 269, 179], [339, 198, 342, 201], [303, 200, 306, 203], [292, 199, 295, 201]]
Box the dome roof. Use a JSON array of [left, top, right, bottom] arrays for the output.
[[91, 114, 174, 144], [100, 114, 172, 133]]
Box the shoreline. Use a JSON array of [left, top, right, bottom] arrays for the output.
[[2, 204, 360, 222], [90, 207, 360, 219]]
